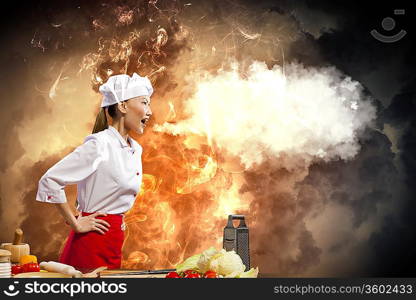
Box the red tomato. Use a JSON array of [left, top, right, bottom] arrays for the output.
[[11, 264, 23, 275], [165, 272, 181, 278], [184, 269, 197, 275], [204, 270, 217, 277], [22, 263, 40, 273], [204, 270, 217, 276], [184, 273, 201, 278]]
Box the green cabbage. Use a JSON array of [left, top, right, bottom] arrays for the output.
[[237, 267, 259, 278], [175, 253, 201, 273], [197, 247, 220, 273], [208, 249, 246, 276], [175, 247, 259, 278]]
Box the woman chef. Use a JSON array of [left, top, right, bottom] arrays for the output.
[[36, 73, 153, 270]]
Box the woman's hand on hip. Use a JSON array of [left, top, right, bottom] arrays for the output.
[[74, 212, 110, 234]]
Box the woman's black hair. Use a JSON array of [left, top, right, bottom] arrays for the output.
[[92, 101, 128, 134], [107, 103, 118, 119]]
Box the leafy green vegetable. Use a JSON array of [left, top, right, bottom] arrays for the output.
[[175, 247, 260, 278], [175, 253, 201, 273], [208, 249, 245, 276], [237, 267, 259, 278], [197, 247, 220, 273]]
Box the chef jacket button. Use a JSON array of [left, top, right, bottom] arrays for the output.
[[47, 196, 52, 200], [136, 172, 140, 176]]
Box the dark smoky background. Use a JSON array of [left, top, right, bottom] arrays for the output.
[[0, 0, 414, 276]]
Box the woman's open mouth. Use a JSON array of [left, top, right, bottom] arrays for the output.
[[140, 118, 149, 128]]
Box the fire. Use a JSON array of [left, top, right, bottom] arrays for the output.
[[214, 181, 250, 218], [176, 153, 217, 194], [126, 251, 149, 264], [121, 124, 249, 269], [115, 6, 134, 26]]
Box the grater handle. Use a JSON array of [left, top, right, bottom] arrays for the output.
[[227, 215, 247, 228]]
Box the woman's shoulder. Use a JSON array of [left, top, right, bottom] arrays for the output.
[[82, 130, 111, 146]]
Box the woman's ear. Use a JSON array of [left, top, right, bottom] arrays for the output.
[[117, 101, 128, 114]]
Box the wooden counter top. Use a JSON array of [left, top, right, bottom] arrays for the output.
[[99, 269, 167, 278]]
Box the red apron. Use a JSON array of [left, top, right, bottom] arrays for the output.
[[59, 212, 124, 270]]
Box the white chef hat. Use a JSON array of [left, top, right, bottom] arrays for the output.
[[99, 73, 153, 108]]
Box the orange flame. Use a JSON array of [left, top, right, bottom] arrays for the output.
[[119, 100, 250, 270]]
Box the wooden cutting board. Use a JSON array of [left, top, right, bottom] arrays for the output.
[[14, 272, 72, 278]]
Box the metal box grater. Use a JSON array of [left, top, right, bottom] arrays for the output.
[[223, 214, 250, 271]]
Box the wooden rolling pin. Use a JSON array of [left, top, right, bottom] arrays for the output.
[[40, 261, 83, 278], [1, 228, 30, 263]]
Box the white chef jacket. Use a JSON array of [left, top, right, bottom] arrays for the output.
[[36, 126, 143, 214]]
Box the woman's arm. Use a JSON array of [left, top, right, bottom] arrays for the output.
[[36, 135, 110, 234], [36, 135, 104, 204], [55, 203, 110, 235], [55, 202, 78, 230]]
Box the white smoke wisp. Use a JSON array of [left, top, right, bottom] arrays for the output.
[[154, 61, 377, 168]]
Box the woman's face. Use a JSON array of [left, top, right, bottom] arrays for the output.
[[123, 95, 152, 135]]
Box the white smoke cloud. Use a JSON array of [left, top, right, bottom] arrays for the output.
[[155, 61, 377, 169]]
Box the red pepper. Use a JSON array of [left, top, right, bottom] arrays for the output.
[[11, 264, 23, 275], [22, 263, 40, 273]]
